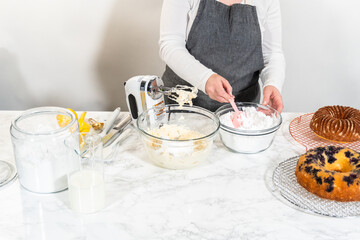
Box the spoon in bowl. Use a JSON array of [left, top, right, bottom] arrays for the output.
[[229, 98, 242, 128]]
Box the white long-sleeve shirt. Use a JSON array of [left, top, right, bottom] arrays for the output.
[[159, 0, 285, 94]]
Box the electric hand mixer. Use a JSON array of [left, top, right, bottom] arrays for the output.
[[124, 75, 197, 122]]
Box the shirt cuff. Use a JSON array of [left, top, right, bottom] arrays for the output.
[[262, 81, 283, 93], [193, 70, 214, 95]]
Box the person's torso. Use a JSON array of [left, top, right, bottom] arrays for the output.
[[185, 0, 270, 41], [163, 0, 264, 111]]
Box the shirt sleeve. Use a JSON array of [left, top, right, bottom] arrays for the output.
[[159, 0, 214, 94], [260, 0, 286, 92]]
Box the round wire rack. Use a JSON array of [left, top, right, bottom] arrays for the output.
[[272, 156, 360, 218], [289, 113, 360, 152]]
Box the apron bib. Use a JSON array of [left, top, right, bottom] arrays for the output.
[[162, 0, 264, 112]]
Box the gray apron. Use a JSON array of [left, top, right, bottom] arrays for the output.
[[162, 0, 265, 112]]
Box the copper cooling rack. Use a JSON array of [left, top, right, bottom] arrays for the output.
[[289, 113, 360, 152]]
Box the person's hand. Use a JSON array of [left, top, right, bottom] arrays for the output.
[[262, 85, 284, 113], [205, 74, 233, 103]]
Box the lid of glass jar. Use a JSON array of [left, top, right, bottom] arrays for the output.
[[0, 160, 17, 189]]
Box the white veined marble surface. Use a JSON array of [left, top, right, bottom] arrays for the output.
[[1, 111, 360, 240]]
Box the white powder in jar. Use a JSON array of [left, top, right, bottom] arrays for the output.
[[219, 107, 277, 130]]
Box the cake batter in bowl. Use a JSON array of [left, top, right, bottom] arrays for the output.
[[137, 105, 219, 169]]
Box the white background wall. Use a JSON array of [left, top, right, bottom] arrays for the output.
[[281, 0, 360, 112], [0, 0, 359, 112]]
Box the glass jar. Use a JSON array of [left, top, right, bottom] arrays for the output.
[[10, 107, 79, 193]]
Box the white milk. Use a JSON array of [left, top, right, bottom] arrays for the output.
[[68, 169, 105, 213]]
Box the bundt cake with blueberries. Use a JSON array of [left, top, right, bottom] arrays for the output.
[[295, 146, 360, 202], [310, 105, 360, 142]]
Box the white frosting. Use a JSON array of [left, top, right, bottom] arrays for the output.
[[220, 107, 277, 130], [168, 85, 198, 107], [145, 124, 210, 169], [148, 124, 203, 140]]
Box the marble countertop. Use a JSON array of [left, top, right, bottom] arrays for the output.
[[1, 111, 360, 240]]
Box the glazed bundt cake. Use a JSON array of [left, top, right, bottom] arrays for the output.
[[310, 106, 360, 142]]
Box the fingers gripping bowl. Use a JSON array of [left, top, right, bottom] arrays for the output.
[[215, 102, 282, 153], [137, 105, 220, 169]]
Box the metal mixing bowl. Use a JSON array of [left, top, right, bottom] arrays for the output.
[[215, 102, 282, 154], [137, 105, 219, 169]]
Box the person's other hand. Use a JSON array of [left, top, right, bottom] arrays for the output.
[[262, 85, 283, 113], [205, 74, 233, 103]]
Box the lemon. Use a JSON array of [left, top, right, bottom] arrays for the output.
[[56, 114, 72, 128], [79, 134, 85, 149], [56, 109, 90, 150], [57, 109, 90, 139], [67, 108, 78, 120], [79, 112, 91, 133], [56, 108, 78, 128]]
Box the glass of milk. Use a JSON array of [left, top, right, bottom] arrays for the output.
[[66, 133, 105, 214]]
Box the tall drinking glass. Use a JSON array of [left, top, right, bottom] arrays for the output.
[[66, 133, 105, 214]]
